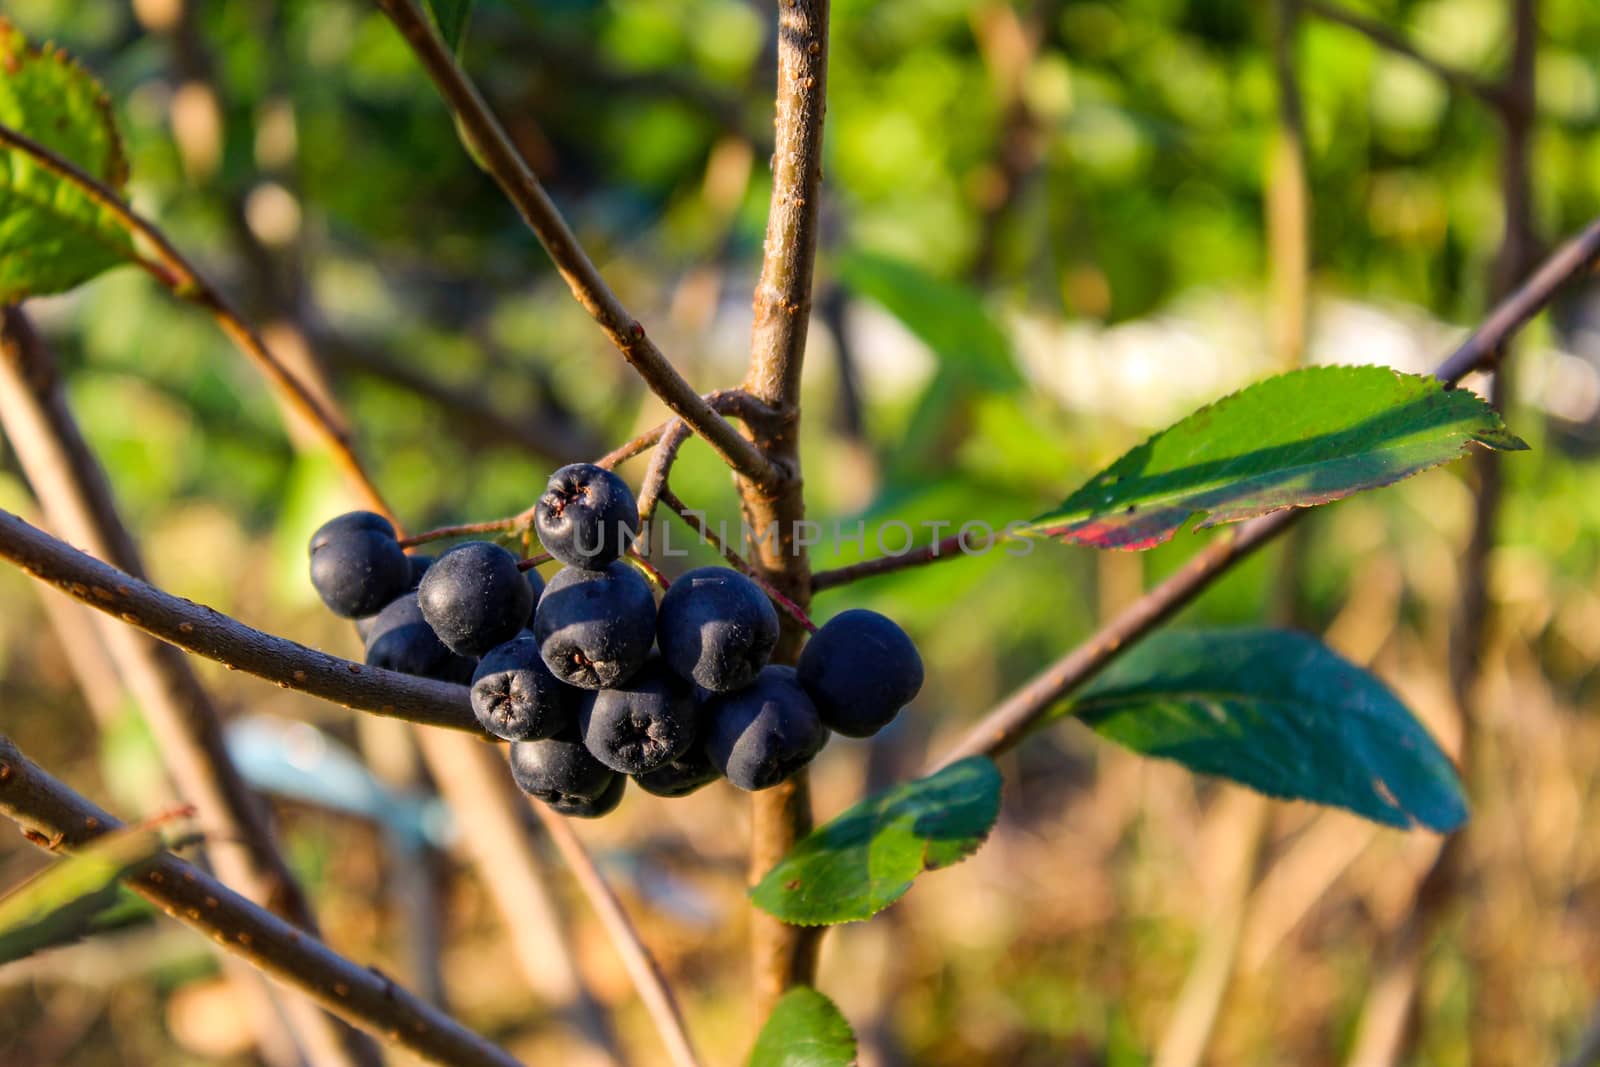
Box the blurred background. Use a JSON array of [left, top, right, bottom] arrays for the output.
[[3, 0, 1600, 1064]]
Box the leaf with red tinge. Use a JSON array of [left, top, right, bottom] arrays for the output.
[[1016, 365, 1526, 550]]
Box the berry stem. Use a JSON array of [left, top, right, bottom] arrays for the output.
[[624, 550, 672, 591], [398, 513, 531, 548], [811, 532, 984, 591], [658, 491, 819, 633]]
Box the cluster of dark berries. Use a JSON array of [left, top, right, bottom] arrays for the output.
[[307, 463, 925, 818]]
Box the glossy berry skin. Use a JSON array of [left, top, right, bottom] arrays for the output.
[[535, 463, 640, 569], [656, 567, 779, 693], [549, 772, 626, 818], [365, 593, 476, 684], [533, 562, 656, 689], [418, 541, 535, 657], [509, 735, 618, 816], [471, 635, 579, 741], [797, 609, 924, 738], [703, 665, 829, 791], [526, 566, 546, 606], [632, 737, 721, 798], [579, 658, 698, 774], [308, 511, 412, 618]]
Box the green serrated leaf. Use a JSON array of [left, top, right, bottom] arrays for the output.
[[425, 0, 473, 52], [749, 987, 858, 1067], [0, 17, 135, 302], [1017, 365, 1527, 550], [0, 821, 176, 965], [751, 757, 1002, 925], [1066, 628, 1468, 832]]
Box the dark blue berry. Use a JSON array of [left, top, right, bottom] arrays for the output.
[[579, 657, 698, 774], [533, 562, 656, 689], [308, 511, 412, 618], [797, 609, 923, 738], [535, 463, 639, 569], [656, 567, 779, 692], [418, 541, 535, 657], [471, 635, 580, 741], [703, 665, 828, 791], [365, 592, 476, 684]]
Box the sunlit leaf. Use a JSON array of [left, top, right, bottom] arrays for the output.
[[749, 987, 858, 1067], [751, 757, 1001, 925], [1018, 366, 1526, 550]]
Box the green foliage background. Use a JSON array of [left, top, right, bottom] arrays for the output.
[[2, 1, 1600, 1064]]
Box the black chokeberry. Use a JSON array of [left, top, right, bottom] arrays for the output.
[[509, 734, 619, 816], [550, 772, 626, 818], [418, 541, 536, 657], [579, 657, 698, 774], [656, 567, 779, 693], [633, 737, 721, 798], [308, 511, 412, 618], [797, 609, 923, 738], [408, 554, 435, 587], [471, 635, 580, 741], [535, 463, 639, 569], [365, 592, 476, 684], [703, 665, 828, 791], [533, 561, 656, 689]]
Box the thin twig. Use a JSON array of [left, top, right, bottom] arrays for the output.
[[0, 508, 481, 733], [658, 491, 818, 633], [374, 0, 781, 488], [738, 0, 833, 1021], [635, 420, 691, 541], [1301, 0, 1504, 106], [529, 803, 703, 1067], [935, 208, 1600, 770], [0, 309, 381, 1066], [811, 533, 973, 591], [0, 122, 393, 524], [0, 734, 524, 1067]]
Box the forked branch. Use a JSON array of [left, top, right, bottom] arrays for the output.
[[375, 0, 781, 488]]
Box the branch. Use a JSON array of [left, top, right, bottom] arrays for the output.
[[1301, 0, 1504, 106], [0, 508, 482, 734], [635, 420, 691, 541], [529, 803, 703, 1067], [0, 122, 393, 524], [811, 533, 971, 591], [0, 734, 523, 1067], [374, 0, 782, 488], [935, 210, 1600, 769], [0, 308, 382, 1065], [738, 0, 833, 1021]]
